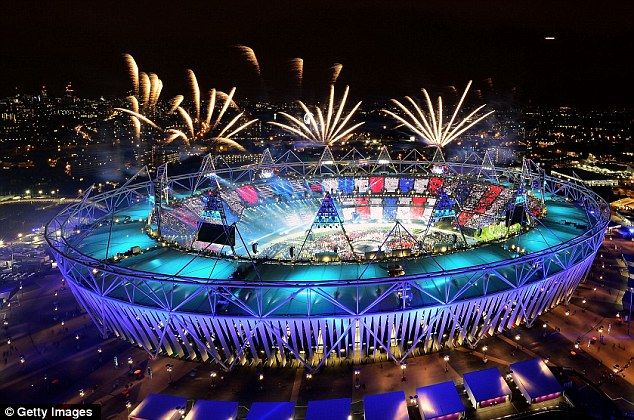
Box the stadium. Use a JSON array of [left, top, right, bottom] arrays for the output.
[[45, 147, 609, 370]]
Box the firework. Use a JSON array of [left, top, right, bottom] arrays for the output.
[[186, 69, 201, 121], [148, 73, 160, 107], [288, 58, 303, 92], [329, 63, 343, 85], [165, 70, 256, 149], [384, 80, 493, 148], [114, 108, 161, 130], [216, 91, 240, 110], [269, 85, 364, 146], [139, 72, 151, 105], [235, 45, 261, 77], [123, 53, 139, 96], [119, 55, 169, 139], [168, 95, 184, 114]]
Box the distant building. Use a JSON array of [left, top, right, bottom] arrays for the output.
[[551, 167, 618, 187]]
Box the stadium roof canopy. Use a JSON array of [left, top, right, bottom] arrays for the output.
[[246, 402, 295, 420], [463, 367, 512, 403], [185, 400, 239, 420], [510, 358, 562, 402], [363, 391, 409, 420], [306, 398, 351, 420], [416, 381, 465, 419], [129, 393, 187, 420]]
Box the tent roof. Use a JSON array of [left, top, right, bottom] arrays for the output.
[[306, 398, 351, 420], [363, 391, 409, 420], [185, 400, 239, 420], [416, 381, 465, 418], [246, 402, 295, 420], [463, 367, 512, 402], [510, 358, 562, 400], [129, 393, 187, 420]]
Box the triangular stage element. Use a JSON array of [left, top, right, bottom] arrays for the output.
[[297, 193, 356, 261], [193, 154, 218, 194], [341, 147, 366, 161], [378, 220, 420, 257], [373, 145, 397, 173], [431, 146, 445, 163], [313, 145, 339, 175], [478, 149, 498, 182]]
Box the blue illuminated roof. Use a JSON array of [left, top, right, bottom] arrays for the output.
[[363, 391, 409, 420], [416, 381, 464, 419], [463, 367, 512, 402], [510, 358, 562, 400], [306, 398, 351, 420], [129, 393, 187, 420], [185, 400, 239, 420], [247, 401, 295, 420]]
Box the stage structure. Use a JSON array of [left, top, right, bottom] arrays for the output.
[[46, 148, 608, 371]]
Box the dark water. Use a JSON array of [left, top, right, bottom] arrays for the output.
[[0, 202, 67, 241]]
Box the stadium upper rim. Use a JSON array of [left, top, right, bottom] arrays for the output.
[[45, 148, 610, 290]]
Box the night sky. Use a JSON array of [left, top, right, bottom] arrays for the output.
[[0, 1, 632, 106]]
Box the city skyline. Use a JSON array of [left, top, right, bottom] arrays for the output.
[[0, 1, 632, 106]]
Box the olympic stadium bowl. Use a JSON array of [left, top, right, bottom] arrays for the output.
[[45, 149, 609, 369]]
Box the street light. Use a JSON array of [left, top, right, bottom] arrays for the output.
[[210, 371, 217, 387], [443, 355, 450, 372], [125, 401, 132, 416], [401, 363, 407, 381], [514, 334, 521, 341], [482, 346, 488, 364]]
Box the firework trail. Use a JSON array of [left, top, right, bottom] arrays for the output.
[[288, 58, 304, 93], [123, 53, 139, 96], [165, 70, 256, 149], [269, 85, 363, 146], [148, 73, 160, 107], [186, 69, 201, 121], [168, 95, 184, 114], [139, 72, 151, 105], [384, 80, 493, 148], [216, 91, 240, 110], [119, 54, 171, 139], [329, 63, 343, 85], [234, 45, 262, 77], [114, 108, 161, 130]]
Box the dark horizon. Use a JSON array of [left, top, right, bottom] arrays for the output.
[[0, 1, 632, 106]]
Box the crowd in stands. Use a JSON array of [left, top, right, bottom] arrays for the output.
[[157, 174, 522, 259]]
